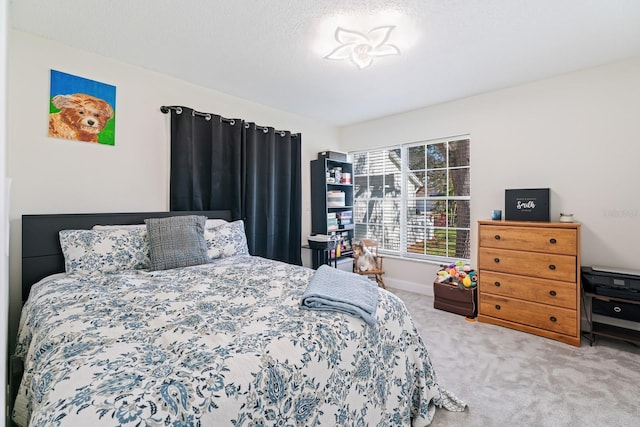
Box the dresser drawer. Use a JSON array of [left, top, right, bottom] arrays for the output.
[[479, 271, 576, 309], [478, 248, 576, 282], [479, 225, 577, 255], [480, 294, 577, 336]]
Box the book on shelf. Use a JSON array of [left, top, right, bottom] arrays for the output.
[[327, 190, 346, 207]]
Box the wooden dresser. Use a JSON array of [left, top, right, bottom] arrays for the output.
[[477, 220, 581, 346]]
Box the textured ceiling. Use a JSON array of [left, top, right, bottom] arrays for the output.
[[9, 0, 640, 125]]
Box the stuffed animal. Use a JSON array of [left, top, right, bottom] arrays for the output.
[[437, 261, 478, 289], [353, 241, 377, 271], [463, 270, 478, 288]]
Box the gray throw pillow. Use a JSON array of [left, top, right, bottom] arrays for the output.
[[145, 215, 209, 271]]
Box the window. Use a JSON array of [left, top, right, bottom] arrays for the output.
[[351, 136, 470, 262]]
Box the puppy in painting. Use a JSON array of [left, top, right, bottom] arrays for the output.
[[353, 241, 377, 272], [49, 93, 114, 143]]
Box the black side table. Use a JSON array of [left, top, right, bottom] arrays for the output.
[[303, 245, 337, 269]]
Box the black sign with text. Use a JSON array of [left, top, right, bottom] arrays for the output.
[[505, 188, 550, 221]]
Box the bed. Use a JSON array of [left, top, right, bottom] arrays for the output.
[[13, 211, 466, 426]]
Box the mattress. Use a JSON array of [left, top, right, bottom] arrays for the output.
[[13, 255, 465, 426]]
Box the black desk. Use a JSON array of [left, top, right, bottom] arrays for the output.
[[304, 244, 355, 269], [583, 291, 640, 346], [304, 245, 337, 269]]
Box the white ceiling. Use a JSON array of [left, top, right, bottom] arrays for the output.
[[9, 0, 640, 126]]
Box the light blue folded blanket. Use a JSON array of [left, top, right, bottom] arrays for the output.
[[300, 265, 379, 326]]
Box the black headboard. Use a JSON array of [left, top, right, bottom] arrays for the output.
[[21, 210, 232, 303]]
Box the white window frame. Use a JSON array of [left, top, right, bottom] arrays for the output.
[[350, 134, 471, 263]]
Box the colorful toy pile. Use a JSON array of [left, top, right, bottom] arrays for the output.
[[436, 260, 478, 289]]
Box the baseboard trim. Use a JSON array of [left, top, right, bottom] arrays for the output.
[[385, 278, 432, 296]]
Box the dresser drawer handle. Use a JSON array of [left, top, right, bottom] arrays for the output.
[[549, 264, 556, 270], [550, 316, 557, 322], [494, 281, 501, 287], [494, 258, 500, 263], [494, 235, 501, 240], [549, 290, 557, 297], [549, 238, 557, 244], [495, 304, 501, 310]]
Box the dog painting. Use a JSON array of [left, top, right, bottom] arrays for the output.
[[49, 93, 114, 143], [48, 70, 116, 145]]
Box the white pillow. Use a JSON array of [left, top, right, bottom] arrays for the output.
[[93, 224, 146, 230], [59, 228, 150, 274], [205, 220, 249, 259], [92, 218, 226, 230], [205, 218, 228, 228]]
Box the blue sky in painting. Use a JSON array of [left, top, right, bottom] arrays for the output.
[[50, 70, 116, 109]]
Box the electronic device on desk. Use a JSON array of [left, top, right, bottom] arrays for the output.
[[581, 266, 640, 301]]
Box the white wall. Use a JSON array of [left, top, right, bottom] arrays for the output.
[[6, 30, 340, 350], [340, 57, 640, 292]]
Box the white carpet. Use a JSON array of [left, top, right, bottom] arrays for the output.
[[391, 289, 640, 427]]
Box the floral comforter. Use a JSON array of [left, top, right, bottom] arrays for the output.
[[13, 255, 465, 426]]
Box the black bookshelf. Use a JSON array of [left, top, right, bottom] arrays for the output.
[[310, 157, 355, 264]]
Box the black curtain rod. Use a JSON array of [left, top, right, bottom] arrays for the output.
[[160, 105, 299, 137], [160, 105, 236, 124]]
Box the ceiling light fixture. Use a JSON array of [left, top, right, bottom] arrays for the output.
[[324, 25, 400, 69]]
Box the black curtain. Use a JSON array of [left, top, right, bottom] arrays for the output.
[[166, 106, 302, 266], [242, 124, 302, 265], [169, 107, 242, 220]]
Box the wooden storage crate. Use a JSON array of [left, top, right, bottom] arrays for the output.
[[433, 280, 478, 318]]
